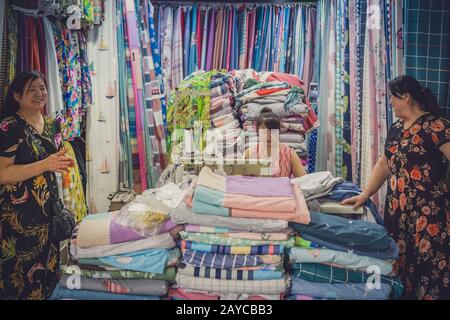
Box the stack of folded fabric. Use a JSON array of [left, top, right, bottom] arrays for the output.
[[232, 70, 318, 166], [168, 166, 313, 300], [51, 203, 180, 300], [291, 172, 384, 225], [209, 72, 240, 131], [286, 211, 403, 300]]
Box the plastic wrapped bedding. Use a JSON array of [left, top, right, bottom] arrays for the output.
[[170, 203, 288, 232]]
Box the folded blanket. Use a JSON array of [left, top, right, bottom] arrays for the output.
[[179, 240, 284, 255], [76, 212, 146, 248], [291, 263, 403, 298], [197, 166, 294, 197], [281, 122, 306, 134], [210, 83, 230, 98], [297, 233, 399, 260], [193, 185, 297, 213], [74, 233, 175, 259], [60, 275, 168, 296], [288, 247, 394, 275], [280, 133, 305, 144], [290, 278, 391, 300], [176, 274, 288, 295], [180, 231, 295, 247], [178, 264, 284, 280], [211, 105, 234, 119], [291, 171, 344, 201], [81, 249, 170, 274], [50, 284, 160, 300], [245, 102, 309, 120], [212, 113, 237, 128], [170, 203, 289, 232], [289, 211, 393, 252], [181, 249, 280, 269], [284, 142, 307, 151], [76, 248, 180, 271], [61, 264, 176, 281]]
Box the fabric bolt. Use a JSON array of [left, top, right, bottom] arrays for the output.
[[97, 249, 170, 274]]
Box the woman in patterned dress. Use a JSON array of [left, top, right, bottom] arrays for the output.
[[343, 75, 450, 299], [0, 71, 74, 299]]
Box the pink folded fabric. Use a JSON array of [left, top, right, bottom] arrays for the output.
[[224, 193, 296, 212], [231, 184, 310, 224]]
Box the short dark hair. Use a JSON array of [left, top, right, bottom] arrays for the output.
[[1, 70, 47, 120], [256, 107, 280, 130]]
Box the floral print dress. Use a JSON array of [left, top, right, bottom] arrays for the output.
[[0, 115, 63, 299], [384, 113, 450, 300]]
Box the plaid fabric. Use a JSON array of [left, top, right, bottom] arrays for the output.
[[404, 0, 450, 118], [179, 240, 284, 255], [181, 249, 267, 269], [291, 263, 404, 299], [171, 7, 183, 89], [177, 264, 283, 280]]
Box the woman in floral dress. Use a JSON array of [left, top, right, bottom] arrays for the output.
[[343, 75, 450, 299], [0, 71, 74, 299]]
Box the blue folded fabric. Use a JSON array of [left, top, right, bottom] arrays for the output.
[[289, 211, 392, 252], [299, 233, 399, 260], [290, 278, 391, 300], [325, 181, 384, 225], [98, 249, 169, 274], [50, 285, 161, 300]]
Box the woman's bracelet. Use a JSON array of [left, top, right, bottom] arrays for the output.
[[361, 191, 369, 201]]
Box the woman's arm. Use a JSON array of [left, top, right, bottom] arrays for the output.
[[439, 142, 450, 161], [0, 149, 74, 185], [290, 149, 307, 177], [341, 154, 390, 209]]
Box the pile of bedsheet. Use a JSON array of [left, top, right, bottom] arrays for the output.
[[232, 70, 319, 166], [284, 172, 403, 300], [51, 194, 182, 300], [168, 167, 313, 300]]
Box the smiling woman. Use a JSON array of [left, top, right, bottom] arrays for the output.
[[0, 70, 75, 300]]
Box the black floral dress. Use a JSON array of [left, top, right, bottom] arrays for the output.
[[384, 113, 450, 300], [0, 114, 63, 300]]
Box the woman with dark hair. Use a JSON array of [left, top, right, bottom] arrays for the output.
[[0, 71, 74, 299], [343, 75, 450, 300], [245, 107, 307, 177]]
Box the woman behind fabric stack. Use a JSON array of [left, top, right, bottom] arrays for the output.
[[245, 107, 307, 178], [342, 75, 450, 300], [0, 71, 74, 299]]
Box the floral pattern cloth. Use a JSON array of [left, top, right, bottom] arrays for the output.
[[0, 115, 63, 299], [384, 113, 450, 300]]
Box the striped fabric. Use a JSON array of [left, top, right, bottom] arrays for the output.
[[179, 240, 284, 255], [404, 0, 450, 118], [178, 264, 283, 281], [181, 249, 278, 270]]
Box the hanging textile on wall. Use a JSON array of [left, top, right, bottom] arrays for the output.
[[86, 0, 120, 212], [404, 0, 450, 119], [0, 0, 8, 113], [62, 141, 87, 223], [153, 3, 317, 94]]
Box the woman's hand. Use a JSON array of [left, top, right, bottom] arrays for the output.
[[42, 148, 75, 174], [340, 193, 368, 210]]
